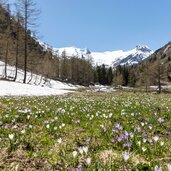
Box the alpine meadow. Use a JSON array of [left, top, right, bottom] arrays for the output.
[[0, 0, 171, 170]]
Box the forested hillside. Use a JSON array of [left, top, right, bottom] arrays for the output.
[[0, 2, 95, 85], [113, 42, 171, 91]]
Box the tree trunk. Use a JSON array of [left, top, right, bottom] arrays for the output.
[[4, 40, 9, 79], [23, 2, 28, 83], [14, 19, 19, 81]]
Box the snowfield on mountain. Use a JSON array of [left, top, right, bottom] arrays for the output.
[[52, 45, 153, 67]]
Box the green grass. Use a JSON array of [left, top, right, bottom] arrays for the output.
[[0, 91, 170, 170]]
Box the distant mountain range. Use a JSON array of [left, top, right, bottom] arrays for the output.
[[52, 45, 153, 67]]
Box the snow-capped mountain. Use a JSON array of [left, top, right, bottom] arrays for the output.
[[111, 45, 153, 67], [53, 47, 91, 57], [53, 45, 153, 67]]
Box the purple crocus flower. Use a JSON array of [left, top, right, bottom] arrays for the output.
[[136, 127, 141, 132], [111, 138, 115, 143], [123, 142, 132, 148], [125, 131, 129, 136], [118, 125, 123, 130], [121, 134, 128, 140], [114, 123, 123, 130], [118, 136, 123, 142], [142, 131, 147, 137], [112, 128, 119, 133], [103, 127, 107, 133], [114, 123, 120, 128], [76, 167, 82, 171]]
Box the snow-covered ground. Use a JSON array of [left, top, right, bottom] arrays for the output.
[[88, 85, 116, 93], [0, 80, 72, 96], [0, 61, 78, 96]]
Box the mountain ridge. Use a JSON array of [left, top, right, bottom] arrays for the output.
[[51, 45, 153, 67]]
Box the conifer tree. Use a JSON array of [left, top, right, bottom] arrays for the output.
[[16, 0, 40, 83], [107, 67, 113, 85]]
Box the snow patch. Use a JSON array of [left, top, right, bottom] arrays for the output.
[[0, 61, 78, 96], [0, 80, 71, 96]]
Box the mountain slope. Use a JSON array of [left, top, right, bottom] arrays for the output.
[[115, 41, 171, 87], [53, 45, 153, 67]]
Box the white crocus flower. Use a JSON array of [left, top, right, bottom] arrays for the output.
[[123, 151, 130, 162], [57, 138, 62, 144], [29, 125, 32, 129], [78, 147, 84, 154], [61, 123, 65, 127], [83, 146, 88, 154], [149, 125, 153, 130], [85, 157, 91, 165], [129, 132, 134, 138], [160, 141, 164, 146], [72, 151, 78, 158], [142, 147, 146, 152], [143, 138, 147, 143], [167, 164, 171, 171], [8, 133, 14, 140], [141, 122, 145, 126], [153, 136, 159, 142], [21, 129, 26, 134], [109, 113, 112, 118], [137, 141, 141, 146]]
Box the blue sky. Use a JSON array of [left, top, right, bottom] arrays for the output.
[[9, 0, 171, 51]]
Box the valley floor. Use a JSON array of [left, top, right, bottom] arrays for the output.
[[0, 91, 170, 170]]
